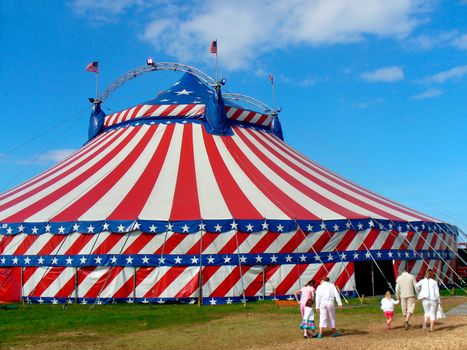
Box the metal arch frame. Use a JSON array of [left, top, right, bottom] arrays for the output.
[[222, 93, 276, 115], [98, 62, 217, 103]]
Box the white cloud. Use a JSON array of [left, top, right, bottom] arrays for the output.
[[37, 149, 76, 163], [412, 88, 441, 100], [407, 30, 467, 51], [360, 66, 404, 82], [72, 0, 424, 70], [354, 97, 385, 109], [421, 65, 467, 84], [71, 0, 147, 16]]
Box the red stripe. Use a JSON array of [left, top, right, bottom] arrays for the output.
[[128, 105, 145, 121], [28, 267, 65, 296], [37, 235, 67, 255], [176, 104, 197, 116], [150, 266, 185, 296], [108, 124, 174, 219], [113, 270, 135, 298], [255, 114, 269, 126], [55, 271, 77, 298], [380, 231, 397, 250], [358, 228, 379, 251], [159, 104, 178, 117], [263, 264, 281, 296], [51, 127, 157, 221], [243, 128, 404, 220], [243, 268, 265, 296], [123, 233, 155, 254], [170, 124, 201, 221], [224, 133, 315, 219], [142, 105, 161, 117], [2, 128, 139, 221], [274, 265, 301, 295], [229, 109, 244, 120], [64, 234, 95, 255], [278, 231, 303, 253], [202, 128, 262, 219], [12, 235, 39, 255], [154, 233, 188, 254], [242, 112, 257, 123], [81, 266, 123, 298], [174, 271, 199, 298], [209, 265, 251, 297], [334, 262, 354, 290], [0, 130, 123, 207], [22, 266, 38, 285], [248, 231, 280, 254], [92, 234, 126, 254], [263, 132, 434, 221], [0, 133, 106, 201], [0, 236, 15, 254]]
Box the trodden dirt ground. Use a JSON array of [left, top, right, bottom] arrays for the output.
[[1, 296, 465, 350]]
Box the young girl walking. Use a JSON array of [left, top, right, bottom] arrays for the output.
[[380, 291, 399, 329], [299, 298, 317, 338]]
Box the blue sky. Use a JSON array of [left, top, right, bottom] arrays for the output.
[[0, 0, 466, 237]]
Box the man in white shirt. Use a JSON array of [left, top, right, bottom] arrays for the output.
[[315, 277, 343, 338], [395, 268, 419, 330]]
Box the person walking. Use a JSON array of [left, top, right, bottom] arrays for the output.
[[416, 269, 441, 332], [395, 267, 418, 330], [294, 279, 316, 318], [380, 290, 399, 330], [315, 277, 343, 338]]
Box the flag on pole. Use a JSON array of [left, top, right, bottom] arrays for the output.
[[268, 74, 274, 85], [210, 40, 217, 54], [86, 61, 99, 73]]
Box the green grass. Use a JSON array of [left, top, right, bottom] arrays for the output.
[[0, 294, 465, 349]]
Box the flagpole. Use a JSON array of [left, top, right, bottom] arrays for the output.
[[95, 70, 99, 102], [215, 38, 219, 85], [270, 75, 275, 111]]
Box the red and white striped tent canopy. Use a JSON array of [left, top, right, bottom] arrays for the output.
[[0, 71, 458, 304]]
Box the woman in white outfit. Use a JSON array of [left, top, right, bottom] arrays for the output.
[[315, 277, 343, 338], [416, 269, 440, 331]]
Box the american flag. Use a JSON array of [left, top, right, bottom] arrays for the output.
[[86, 61, 99, 73], [269, 74, 274, 85], [210, 40, 217, 54]]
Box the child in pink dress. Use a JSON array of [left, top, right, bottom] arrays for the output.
[[294, 279, 316, 317]]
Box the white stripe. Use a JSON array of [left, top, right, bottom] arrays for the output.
[[231, 130, 344, 220], [202, 231, 236, 254], [22, 126, 149, 222], [264, 264, 296, 295], [147, 105, 171, 117], [137, 234, 168, 254], [41, 267, 75, 298], [23, 267, 48, 295], [0, 129, 132, 220], [77, 232, 112, 255], [79, 125, 166, 221], [134, 267, 160, 297], [139, 124, 183, 220], [235, 110, 251, 122], [159, 266, 199, 298], [100, 267, 135, 298], [226, 107, 237, 118], [192, 124, 231, 219], [239, 127, 384, 220], [0, 131, 118, 207], [187, 104, 205, 116], [135, 105, 152, 118], [168, 104, 188, 116], [249, 113, 262, 124], [123, 106, 137, 122], [264, 132, 437, 221], [261, 116, 272, 126], [212, 134, 288, 219], [259, 130, 423, 221], [24, 233, 56, 255], [77, 266, 109, 297], [2, 233, 27, 255]]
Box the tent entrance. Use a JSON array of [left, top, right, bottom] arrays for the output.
[[354, 261, 395, 296]]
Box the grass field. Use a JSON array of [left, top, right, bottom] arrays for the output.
[[0, 295, 466, 350]]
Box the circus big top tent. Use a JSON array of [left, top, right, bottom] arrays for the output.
[[0, 62, 461, 305]]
